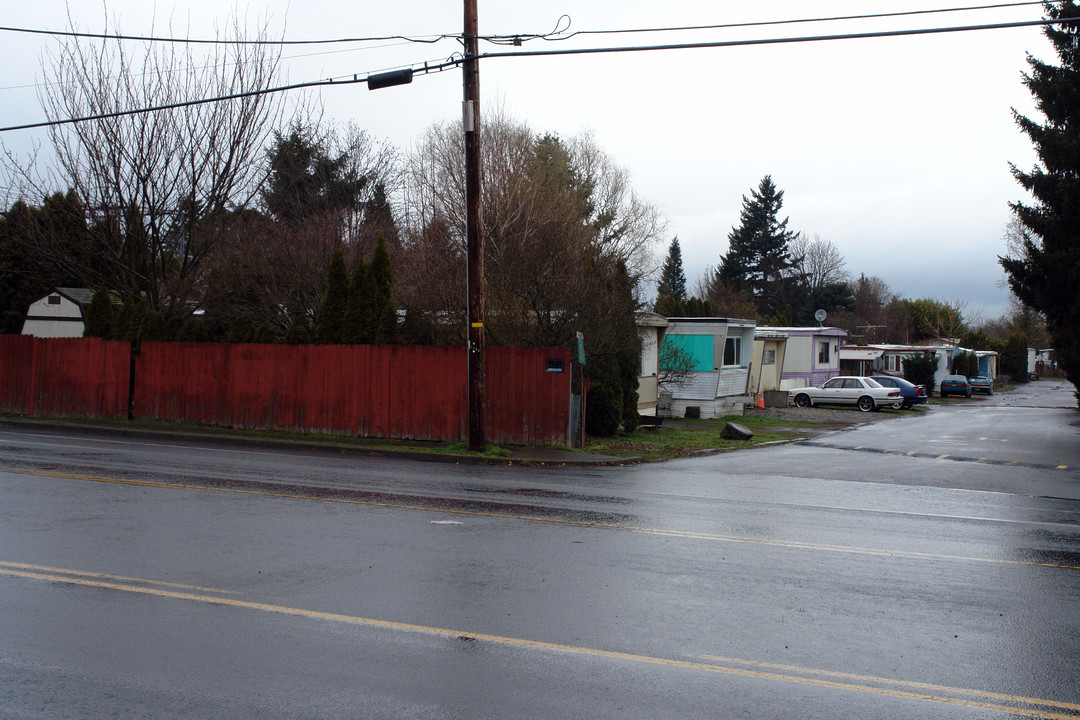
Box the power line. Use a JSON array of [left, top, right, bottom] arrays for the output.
[[1, 15, 1073, 135], [0, 59, 460, 133], [0, 24, 456, 46], [0, 1, 1052, 48], [0, 43, 447, 95], [478, 17, 1074, 61], [496, 1, 1053, 44]]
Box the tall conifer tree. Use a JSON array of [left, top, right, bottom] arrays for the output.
[[343, 257, 374, 344], [719, 176, 800, 318], [1000, 1, 1080, 402], [371, 237, 396, 344], [316, 250, 349, 344], [657, 237, 688, 304]]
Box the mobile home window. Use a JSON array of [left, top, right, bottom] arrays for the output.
[[48, 295, 61, 305], [723, 337, 742, 367], [818, 340, 830, 364], [762, 349, 776, 365]]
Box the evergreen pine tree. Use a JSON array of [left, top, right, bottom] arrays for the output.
[[112, 298, 139, 341], [719, 176, 799, 318], [343, 258, 374, 344], [614, 261, 641, 434], [371, 237, 397, 344], [656, 237, 688, 305], [316, 250, 349, 344], [1000, 1, 1080, 403], [902, 353, 939, 395], [83, 286, 115, 339], [136, 298, 165, 341], [177, 318, 210, 342], [284, 314, 312, 345], [361, 182, 399, 246], [1002, 334, 1030, 381]]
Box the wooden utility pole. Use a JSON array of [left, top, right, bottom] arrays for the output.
[[463, 0, 485, 451]]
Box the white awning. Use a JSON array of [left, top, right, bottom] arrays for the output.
[[840, 348, 884, 361]]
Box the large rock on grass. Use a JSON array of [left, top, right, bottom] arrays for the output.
[[721, 422, 754, 441]]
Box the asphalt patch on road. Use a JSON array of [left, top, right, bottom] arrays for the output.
[[799, 440, 1073, 472]]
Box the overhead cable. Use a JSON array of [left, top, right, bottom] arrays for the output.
[[0, 1, 1053, 47], [495, 1, 1053, 44], [477, 17, 1076, 61], [1, 15, 1074, 134], [0, 24, 455, 46], [0, 59, 459, 133]]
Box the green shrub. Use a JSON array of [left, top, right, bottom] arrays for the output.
[[953, 350, 979, 377], [903, 353, 938, 394], [585, 381, 621, 437], [1001, 334, 1029, 381], [83, 287, 115, 339]]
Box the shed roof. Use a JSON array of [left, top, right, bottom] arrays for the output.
[[635, 312, 669, 328], [50, 287, 95, 306], [839, 347, 884, 361], [759, 326, 847, 337]]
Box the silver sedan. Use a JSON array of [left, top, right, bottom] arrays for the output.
[[792, 376, 902, 412]]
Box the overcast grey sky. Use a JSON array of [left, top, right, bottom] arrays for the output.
[[0, 1, 1058, 322]]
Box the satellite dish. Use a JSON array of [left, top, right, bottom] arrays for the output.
[[814, 309, 827, 324]]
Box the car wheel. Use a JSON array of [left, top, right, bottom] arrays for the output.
[[857, 396, 875, 412], [794, 393, 811, 408], [902, 401, 913, 410], [891, 400, 903, 409]]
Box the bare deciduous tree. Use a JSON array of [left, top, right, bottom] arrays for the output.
[[3, 11, 292, 318], [398, 111, 666, 348], [696, 266, 760, 320], [833, 274, 896, 343], [911, 297, 969, 343], [790, 233, 849, 291]]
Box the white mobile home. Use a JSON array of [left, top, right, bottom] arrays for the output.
[[657, 317, 756, 419]]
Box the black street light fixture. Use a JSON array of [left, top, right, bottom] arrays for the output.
[[366, 69, 414, 91]]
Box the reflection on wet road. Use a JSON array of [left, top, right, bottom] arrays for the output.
[[1, 380, 1078, 718]]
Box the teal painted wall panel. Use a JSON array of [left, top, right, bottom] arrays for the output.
[[660, 334, 713, 372]]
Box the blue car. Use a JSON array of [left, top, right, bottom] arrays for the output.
[[939, 374, 972, 398], [870, 376, 928, 409]]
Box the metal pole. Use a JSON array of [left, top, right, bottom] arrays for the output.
[[463, 0, 485, 451]]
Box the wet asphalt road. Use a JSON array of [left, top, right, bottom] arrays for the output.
[[1, 381, 1078, 718]]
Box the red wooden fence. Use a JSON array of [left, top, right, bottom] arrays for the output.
[[0, 337, 571, 446], [0, 335, 130, 418]]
